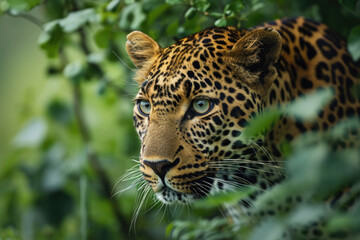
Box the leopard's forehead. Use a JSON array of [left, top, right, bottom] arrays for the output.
[[138, 27, 246, 111], [152, 26, 243, 74]]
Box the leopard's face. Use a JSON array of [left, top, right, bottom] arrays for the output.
[[127, 27, 282, 204]]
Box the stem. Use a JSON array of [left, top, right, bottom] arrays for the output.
[[7, 12, 44, 29], [59, 1, 130, 234], [80, 175, 87, 240], [72, 81, 130, 235]]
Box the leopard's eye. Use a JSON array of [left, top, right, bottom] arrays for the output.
[[138, 100, 151, 116], [192, 99, 212, 115]]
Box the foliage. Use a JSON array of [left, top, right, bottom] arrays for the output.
[[0, 0, 359, 240], [168, 90, 360, 240]]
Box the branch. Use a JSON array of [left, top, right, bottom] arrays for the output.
[[7, 12, 44, 29], [72, 81, 130, 234], [54, 1, 131, 234]]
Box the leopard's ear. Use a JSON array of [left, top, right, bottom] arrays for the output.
[[227, 27, 282, 85], [126, 31, 162, 84]]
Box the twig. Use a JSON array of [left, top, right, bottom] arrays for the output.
[[7, 12, 44, 29], [72, 81, 130, 235], [67, 1, 130, 235]]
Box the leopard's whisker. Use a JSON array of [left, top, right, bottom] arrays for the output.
[[250, 141, 285, 180], [208, 161, 285, 170], [112, 50, 147, 82], [130, 185, 152, 231], [206, 166, 283, 175], [112, 179, 142, 198], [208, 176, 265, 193], [207, 164, 285, 174], [113, 164, 139, 184], [208, 158, 286, 163]]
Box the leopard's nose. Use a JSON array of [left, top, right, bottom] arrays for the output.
[[143, 158, 180, 180]]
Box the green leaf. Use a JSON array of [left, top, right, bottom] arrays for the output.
[[327, 202, 360, 233], [40, 7, 98, 54], [64, 61, 84, 82], [194, 0, 211, 12], [166, 20, 179, 36], [279, 140, 292, 157], [229, 1, 244, 12], [0, 1, 10, 15], [224, 3, 230, 12], [251, 2, 264, 12], [339, 0, 359, 13], [47, 100, 72, 124], [348, 26, 360, 61], [253, 181, 302, 214], [88, 52, 105, 64], [94, 28, 111, 48], [209, 12, 222, 18], [147, 4, 170, 25], [284, 87, 334, 121], [58, 8, 99, 33], [97, 81, 107, 95], [169, 218, 232, 240], [287, 143, 329, 184], [224, 9, 233, 16], [195, 188, 253, 208], [0, 227, 20, 240], [242, 108, 281, 140], [214, 17, 227, 27], [165, 0, 182, 5], [106, 0, 121, 11], [118, 3, 146, 29], [165, 223, 174, 237], [329, 118, 360, 139], [7, 0, 41, 14], [12, 118, 47, 148], [42, 144, 67, 191], [288, 204, 327, 226], [38, 22, 63, 58], [243, 87, 334, 141], [37, 190, 74, 226], [249, 219, 286, 240], [185, 7, 197, 19]]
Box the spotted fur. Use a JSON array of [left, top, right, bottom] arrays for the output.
[[126, 17, 360, 236]]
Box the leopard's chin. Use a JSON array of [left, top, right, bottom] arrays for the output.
[[155, 187, 196, 204], [155, 183, 213, 204]]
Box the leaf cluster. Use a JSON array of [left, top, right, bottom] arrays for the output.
[[0, 0, 359, 239]]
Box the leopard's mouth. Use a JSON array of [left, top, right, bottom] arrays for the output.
[[154, 176, 214, 204]]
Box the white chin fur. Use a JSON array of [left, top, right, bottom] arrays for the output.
[[155, 188, 195, 204], [155, 179, 236, 205]]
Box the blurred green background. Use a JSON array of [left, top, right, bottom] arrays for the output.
[[0, 0, 359, 239]]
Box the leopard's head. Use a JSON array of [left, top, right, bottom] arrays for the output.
[[126, 27, 282, 204]]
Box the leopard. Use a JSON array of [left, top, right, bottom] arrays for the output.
[[125, 17, 360, 238]]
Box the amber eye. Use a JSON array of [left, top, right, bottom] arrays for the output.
[[138, 100, 151, 116], [192, 99, 212, 115]]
